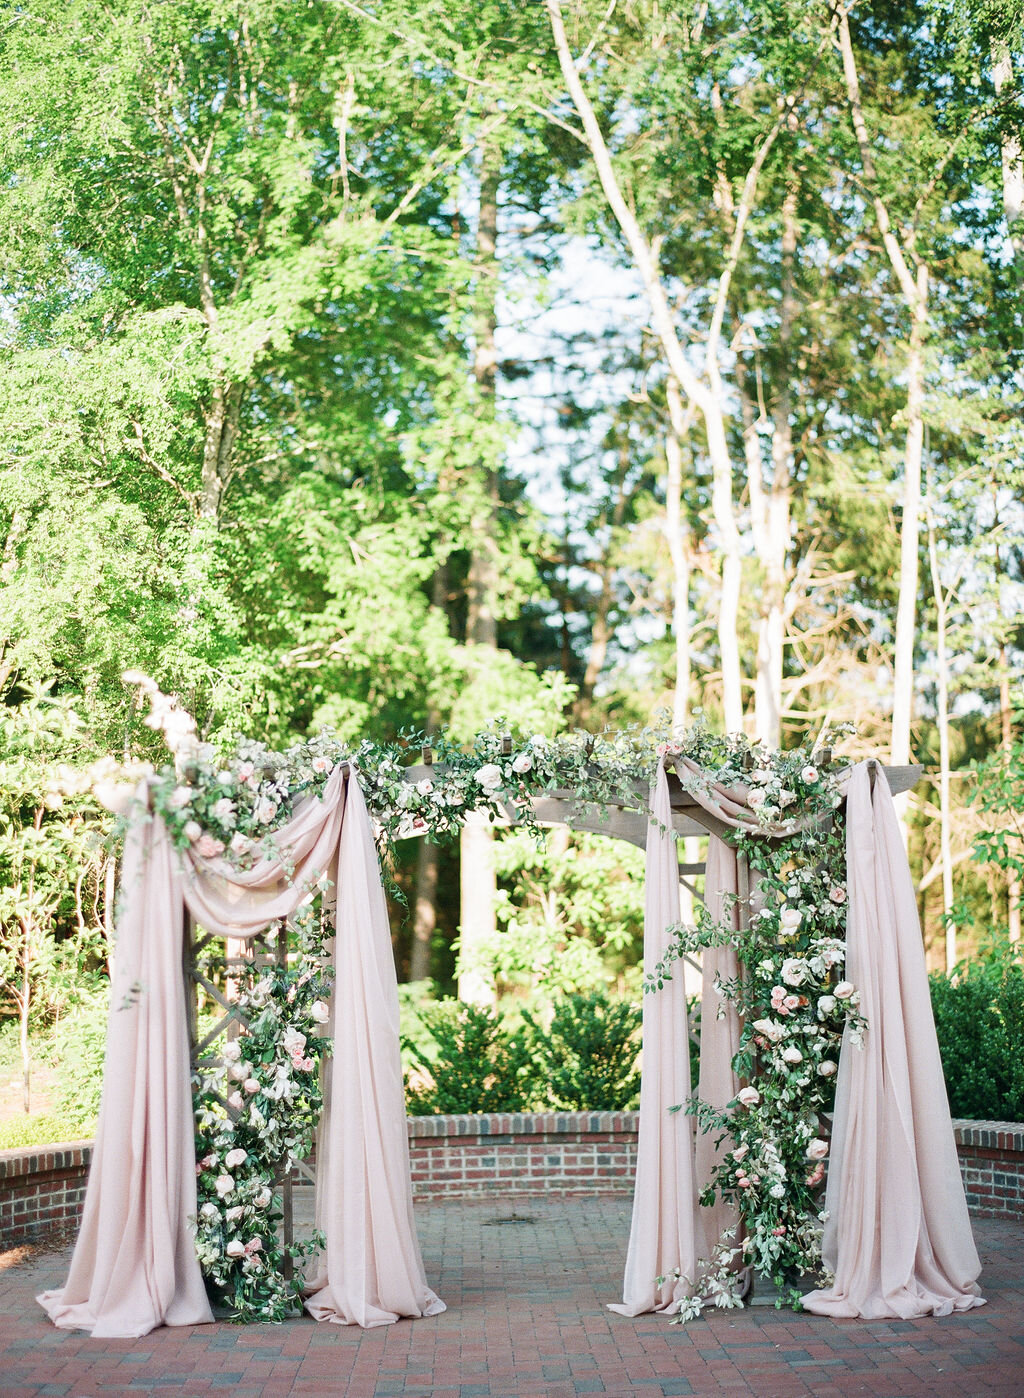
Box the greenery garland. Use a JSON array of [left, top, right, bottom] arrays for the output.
[[650, 734, 862, 1317], [128, 683, 859, 1323]]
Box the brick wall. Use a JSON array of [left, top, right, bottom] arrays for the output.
[[955, 1121, 1024, 1219], [3, 1116, 1021, 1249], [407, 1112, 638, 1200], [0, 1143, 91, 1248]]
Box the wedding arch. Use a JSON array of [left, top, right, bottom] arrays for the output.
[[37, 703, 985, 1337]]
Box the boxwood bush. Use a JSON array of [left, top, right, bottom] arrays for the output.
[[929, 953, 1024, 1122]]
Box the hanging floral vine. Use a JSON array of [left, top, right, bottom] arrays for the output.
[[648, 733, 863, 1318], [191, 904, 333, 1323]]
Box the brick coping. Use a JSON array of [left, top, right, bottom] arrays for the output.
[[2, 1114, 1021, 1174]]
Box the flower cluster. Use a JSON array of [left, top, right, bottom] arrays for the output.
[[649, 734, 864, 1314], [192, 905, 332, 1323]]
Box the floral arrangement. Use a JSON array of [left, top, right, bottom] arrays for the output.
[[648, 732, 862, 1318], [191, 903, 333, 1323], [115, 676, 861, 1323]]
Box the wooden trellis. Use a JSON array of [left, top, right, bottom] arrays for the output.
[[184, 913, 319, 1278]]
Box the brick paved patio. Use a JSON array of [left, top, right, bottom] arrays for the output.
[[1, 1197, 1021, 1397]]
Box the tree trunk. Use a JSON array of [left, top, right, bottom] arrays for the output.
[[412, 570, 447, 983], [547, 0, 744, 733], [459, 136, 502, 1005], [836, 9, 929, 775], [410, 836, 438, 983], [465, 142, 501, 649], [458, 810, 497, 1005], [992, 43, 1024, 265], [665, 377, 692, 733], [752, 182, 798, 749], [891, 272, 928, 770], [998, 645, 1021, 945], [926, 484, 955, 972], [19, 930, 31, 1114]]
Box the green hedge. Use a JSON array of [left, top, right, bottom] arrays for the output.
[[929, 954, 1024, 1122], [403, 989, 642, 1114]]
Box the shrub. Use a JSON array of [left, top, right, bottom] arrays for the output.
[[930, 954, 1024, 1121], [51, 996, 108, 1127], [523, 990, 641, 1111], [403, 1001, 540, 1114]]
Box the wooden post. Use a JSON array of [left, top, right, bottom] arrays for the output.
[[182, 909, 198, 1056]]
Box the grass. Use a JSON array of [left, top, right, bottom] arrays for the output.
[[0, 1112, 96, 1152]]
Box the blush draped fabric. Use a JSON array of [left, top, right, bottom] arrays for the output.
[[304, 773, 445, 1326], [695, 836, 743, 1263], [36, 803, 213, 1338], [802, 762, 984, 1319], [609, 764, 698, 1315], [38, 766, 443, 1337]]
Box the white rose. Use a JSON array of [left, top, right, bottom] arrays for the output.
[[778, 788, 797, 807], [227, 1091, 243, 1110], [732, 1143, 749, 1161], [752, 1018, 785, 1043], [224, 1147, 247, 1169], [228, 1060, 251, 1082], [511, 752, 533, 774], [282, 1028, 306, 1058], [736, 1086, 760, 1107], [802, 765, 819, 784], [225, 1205, 244, 1222], [474, 763, 503, 792], [806, 1139, 829, 1160], [817, 1060, 837, 1077], [833, 980, 855, 999], [770, 1183, 786, 1199], [255, 1187, 272, 1209], [215, 1174, 234, 1198], [225, 1239, 246, 1258], [829, 885, 847, 904], [200, 1202, 220, 1221], [211, 797, 235, 823], [416, 778, 433, 795], [780, 957, 808, 987], [529, 734, 548, 748], [779, 906, 802, 935], [310, 999, 330, 1024], [244, 1077, 260, 1094], [229, 831, 252, 855], [169, 786, 194, 809], [747, 788, 767, 810], [221, 1040, 242, 1063], [817, 994, 837, 1016], [781, 1046, 803, 1064], [184, 820, 203, 842], [256, 797, 278, 824]]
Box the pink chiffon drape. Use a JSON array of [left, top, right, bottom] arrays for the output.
[[802, 762, 983, 1318], [613, 754, 983, 1322], [304, 773, 445, 1326], [38, 766, 443, 1337], [609, 764, 699, 1315]]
